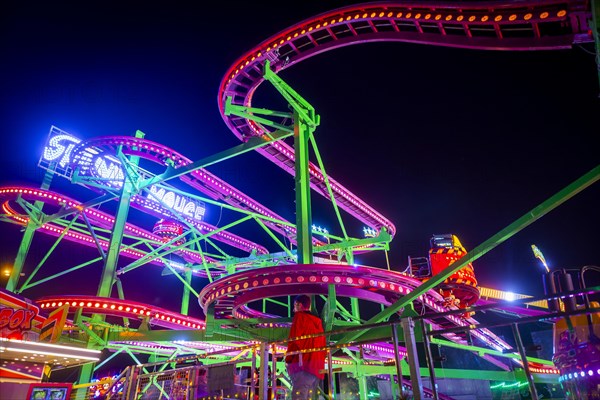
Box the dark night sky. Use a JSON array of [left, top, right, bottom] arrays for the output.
[[1, 1, 599, 316]]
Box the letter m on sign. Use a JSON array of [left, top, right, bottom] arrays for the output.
[[39, 304, 69, 343]]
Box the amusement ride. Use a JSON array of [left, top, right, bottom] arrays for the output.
[[1, 1, 600, 399]]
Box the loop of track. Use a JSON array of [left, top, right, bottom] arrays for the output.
[[218, 0, 589, 238], [2, 1, 579, 380], [0, 186, 211, 274], [69, 136, 330, 251], [198, 263, 514, 353]]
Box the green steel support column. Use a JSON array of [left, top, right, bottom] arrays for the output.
[[76, 131, 144, 396], [181, 267, 192, 315], [391, 323, 405, 400], [262, 60, 319, 264], [323, 284, 337, 331], [73, 307, 83, 326], [294, 112, 313, 264], [75, 363, 95, 400], [5, 168, 54, 292], [345, 249, 354, 266], [205, 303, 215, 337], [96, 130, 144, 299], [357, 373, 368, 400], [401, 309, 424, 400], [335, 164, 600, 346], [350, 297, 361, 322], [6, 226, 36, 292]]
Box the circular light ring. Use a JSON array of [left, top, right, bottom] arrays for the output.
[[0, 185, 265, 275], [67, 137, 272, 255], [0, 192, 214, 275], [197, 263, 512, 352], [218, 2, 579, 239]]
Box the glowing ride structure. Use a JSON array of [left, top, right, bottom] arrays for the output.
[[215, 2, 600, 396], [2, 0, 600, 399]]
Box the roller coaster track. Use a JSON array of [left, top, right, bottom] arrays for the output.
[[4, 1, 591, 393], [204, 0, 593, 378], [69, 136, 309, 251], [0, 186, 221, 276], [218, 0, 593, 238], [198, 264, 515, 362], [35, 295, 206, 331]]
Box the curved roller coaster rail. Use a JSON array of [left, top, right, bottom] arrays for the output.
[[1, 1, 599, 399]]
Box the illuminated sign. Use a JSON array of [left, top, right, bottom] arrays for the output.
[[363, 226, 377, 238], [1, 289, 41, 341], [0, 308, 37, 332], [146, 185, 206, 222], [38, 126, 207, 222], [78, 149, 125, 186], [38, 126, 81, 179], [38, 126, 124, 185]]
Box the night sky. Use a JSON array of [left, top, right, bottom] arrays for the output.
[[1, 1, 599, 317]]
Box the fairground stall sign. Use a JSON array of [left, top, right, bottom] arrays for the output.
[[1, 288, 100, 383]]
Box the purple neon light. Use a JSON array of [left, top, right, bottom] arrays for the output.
[[131, 193, 269, 255], [218, 1, 590, 239], [0, 187, 219, 276], [199, 263, 513, 352], [69, 136, 324, 250]]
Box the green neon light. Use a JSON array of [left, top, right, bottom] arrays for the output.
[[490, 381, 528, 390]]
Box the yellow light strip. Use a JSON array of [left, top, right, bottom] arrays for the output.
[[0, 338, 102, 354], [478, 287, 548, 308], [1, 346, 100, 361]]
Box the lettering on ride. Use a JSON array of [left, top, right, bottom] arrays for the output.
[[39, 128, 82, 178], [0, 307, 38, 335], [39, 126, 125, 186], [42, 134, 81, 169], [38, 126, 210, 218], [147, 185, 206, 222], [91, 155, 125, 183]]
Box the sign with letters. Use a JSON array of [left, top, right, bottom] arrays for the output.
[[0, 288, 42, 341], [38, 126, 124, 185], [38, 126, 206, 222]]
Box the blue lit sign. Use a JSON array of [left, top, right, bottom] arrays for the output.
[[38, 126, 206, 222], [38, 126, 81, 179], [146, 185, 206, 222]]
